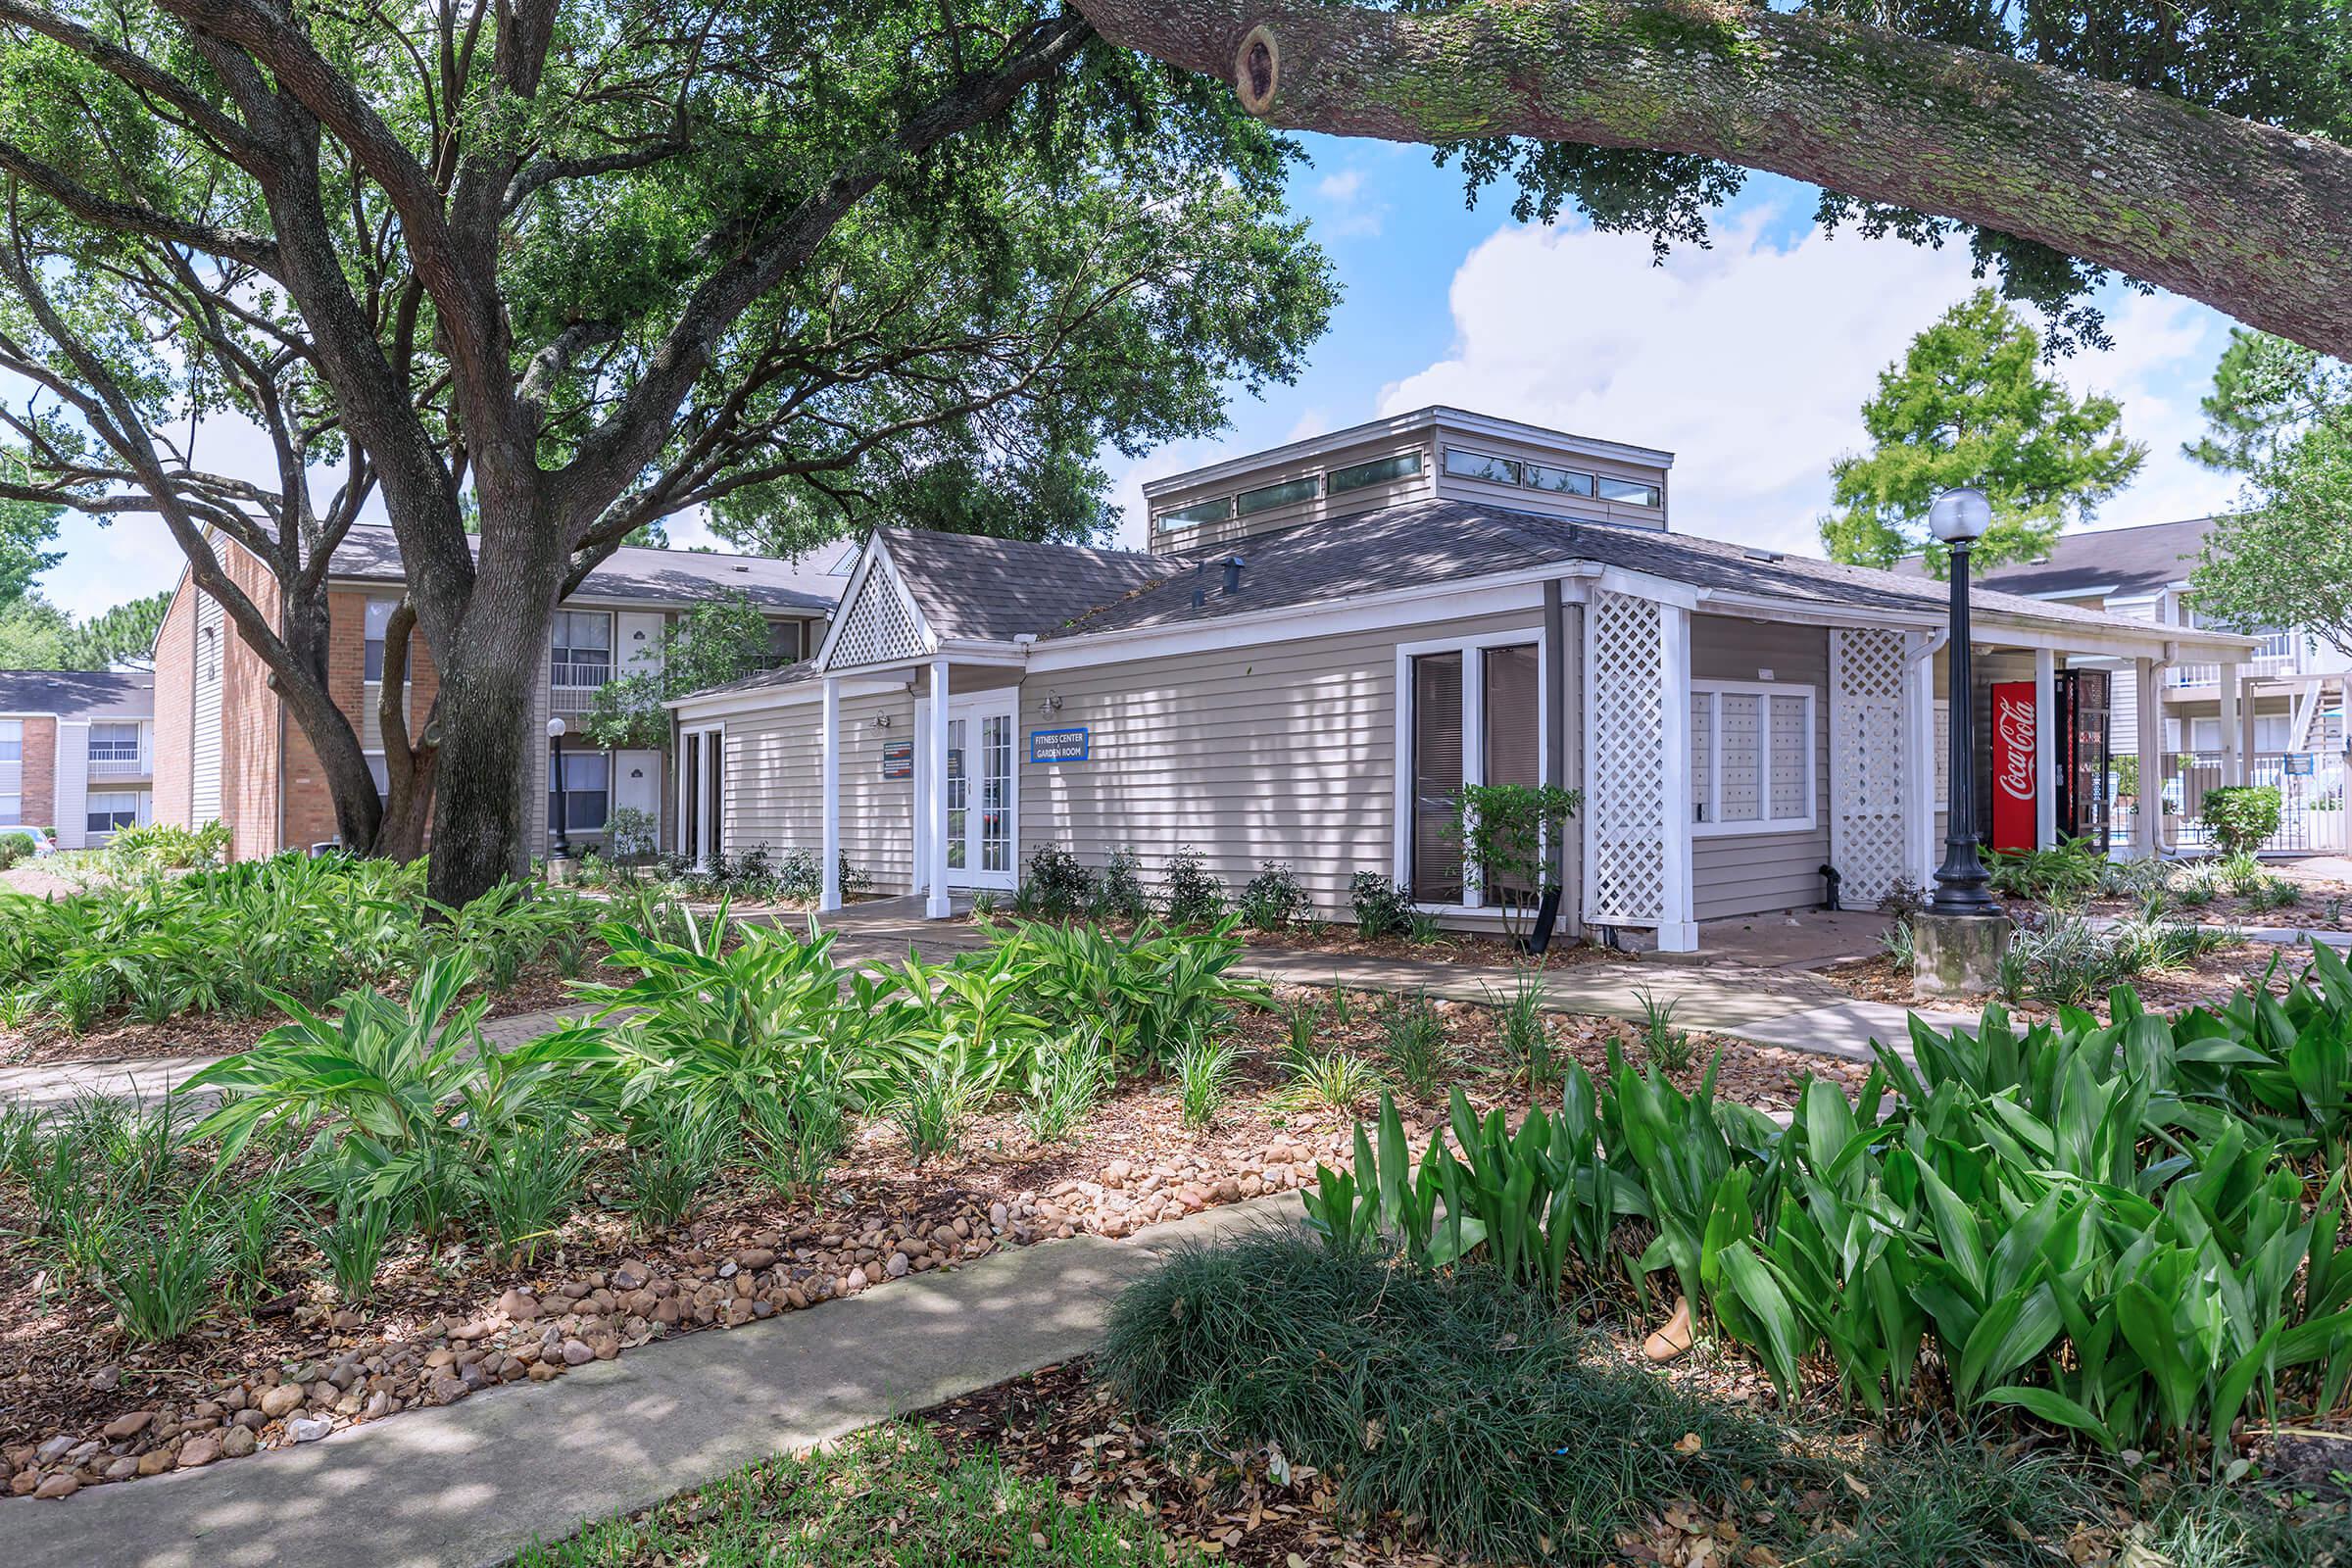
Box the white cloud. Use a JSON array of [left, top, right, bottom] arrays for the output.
[[2050, 290, 2244, 530], [1376, 205, 2238, 556], [1311, 164, 1387, 239]]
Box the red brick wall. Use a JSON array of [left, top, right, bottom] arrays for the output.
[[17, 717, 55, 831], [150, 575, 196, 828], [281, 589, 441, 852]]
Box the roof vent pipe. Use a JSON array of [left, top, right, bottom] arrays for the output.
[[1222, 555, 1246, 596]]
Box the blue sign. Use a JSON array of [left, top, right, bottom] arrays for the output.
[[1030, 726, 1089, 763], [2286, 752, 2316, 776]]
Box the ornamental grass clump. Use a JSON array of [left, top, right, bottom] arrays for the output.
[[1102, 1229, 1824, 1566]]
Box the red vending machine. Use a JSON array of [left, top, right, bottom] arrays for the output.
[[1986, 672, 2111, 852]]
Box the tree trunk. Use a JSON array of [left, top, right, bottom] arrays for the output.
[[1071, 0, 2352, 359], [372, 598, 439, 862], [422, 530, 565, 906]]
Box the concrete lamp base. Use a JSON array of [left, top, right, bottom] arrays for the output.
[[1912, 911, 2013, 1000], [544, 857, 578, 886]]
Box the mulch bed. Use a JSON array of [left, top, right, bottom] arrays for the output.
[[1816, 942, 2315, 1024], [0, 984, 1859, 1502], [0, 960, 598, 1070]]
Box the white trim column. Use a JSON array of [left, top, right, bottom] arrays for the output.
[[2034, 648, 2058, 849], [2135, 658, 2165, 858], [53, 720, 89, 850], [819, 675, 842, 911], [1904, 634, 1939, 885], [925, 659, 951, 919], [2220, 660, 2243, 785], [1658, 603, 1696, 953]]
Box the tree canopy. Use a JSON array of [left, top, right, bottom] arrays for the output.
[[0, 492, 61, 605], [1821, 291, 2143, 574], [2184, 330, 2352, 655], [1073, 0, 2352, 359], [581, 592, 780, 752], [0, 0, 1335, 896], [0, 589, 168, 668]]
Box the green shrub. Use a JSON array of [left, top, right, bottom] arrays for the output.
[[1089, 847, 1149, 922], [1234, 859, 1309, 930], [0, 830, 32, 869], [1021, 1034, 1106, 1144], [318, 1199, 393, 1303], [888, 1055, 980, 1166], [108, 819, 230, 870], [1157, 849, 1224, 926], [471, 1116, 590, 1266], [1986, 836, 2107, 903], [1486, 964, 1553, 1087], [1348, 870, 1411, 939], [1170, 1036, 1238, 1131], [1023, 844, 1093, 917], [94, 1195, 219, 1343], [1445, 781, 1581, 942], [1633, 986, 1692, 1073], [2203, 785, 2283, 857], [1279, 1049, 1385, 1112], [620, 1099, 738, 1231], [1102, 1230, 1822, 1566]]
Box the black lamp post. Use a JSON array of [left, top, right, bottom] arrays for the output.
[[546, 715, 572, 864], [1926, 487, 1999, 916]]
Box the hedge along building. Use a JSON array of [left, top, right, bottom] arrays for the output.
[[668, 408, 2254, 952]]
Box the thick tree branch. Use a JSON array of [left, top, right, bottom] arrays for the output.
[[1073, 0, 2352, 356], [0, 0, 266, 163], [553, 12, 1096, 526], [0, 136, 279, 271]]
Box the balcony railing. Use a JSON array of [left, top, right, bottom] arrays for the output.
[[87, 745, 150, 778], [550, 659, 612, 716]]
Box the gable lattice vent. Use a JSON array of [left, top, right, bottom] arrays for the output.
[[827, 559, 926, 668]]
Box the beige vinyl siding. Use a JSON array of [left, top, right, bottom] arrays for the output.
[[724, 687, 916, 891], [1689, 616, 1830, 921], [1019, 609, 1544, 918], [190, 591, 225, 823]]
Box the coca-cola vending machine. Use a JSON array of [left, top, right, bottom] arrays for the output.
[[1987, 671, 2111, 852]]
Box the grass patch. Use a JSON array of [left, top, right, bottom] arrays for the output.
[[1099, 1228, 1825, 1564], [514, 1424, 1204, 1566]]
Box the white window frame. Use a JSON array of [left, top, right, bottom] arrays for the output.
[[1391, 627, 1549, 913], [1690, 678, 1817, 838]]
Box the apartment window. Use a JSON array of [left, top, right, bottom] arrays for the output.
[[1690, 681, 1815, 835], [1443, 447, 1522, 486], [2255, 714, 2292, 752], [89, 721, 140, 763], [86, 791, 140, 834], [1235, 475, 1319, 517], [1525, 462, 1595, 497], [0, 797, 17, 826], [0, 721, 19, 825], [2190, 718, 2223, 754], [0, 719, 19, 765], [1597, 475, 1662, 507], [363, 598, 403, 681], [551, 611, 612, 690], [764, 618, 805, 668], [1157, 496, 1232, 529], [1403, 636, 1543, 905], [549, 750, 610, 835], [1328, 452, 1423, 495]]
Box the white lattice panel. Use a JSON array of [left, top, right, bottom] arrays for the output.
[[826, 557, 926, 669], [1830, 626, 1911, 906], [1584, 590, 1670, 926]]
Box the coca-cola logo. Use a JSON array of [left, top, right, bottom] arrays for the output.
[[1995, 693, 2036, 802]]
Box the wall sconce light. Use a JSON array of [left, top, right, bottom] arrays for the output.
[[871, 713, 893, 730], [1041, 693, 1064, 713]]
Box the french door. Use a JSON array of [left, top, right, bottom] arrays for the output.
[[677, 725, 723, 867], [923, 691, 1017, 890]]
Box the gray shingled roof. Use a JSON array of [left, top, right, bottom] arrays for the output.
[[675, 502, 2234, 707], [876, 527, 1181, 640], [324, 524, 845, 613], [1888, 517, 2217, 601], [1040, 501, 2199, 643], [0, 669, 154, 719]]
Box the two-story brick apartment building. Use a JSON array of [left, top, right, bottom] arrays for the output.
[[151, 524, 842, 859], [0, 670, 157, 847]]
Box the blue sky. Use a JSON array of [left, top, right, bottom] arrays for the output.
[[34, 134, 2250, 617]]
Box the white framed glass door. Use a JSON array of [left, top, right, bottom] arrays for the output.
[[925, 690, 1017, 889]]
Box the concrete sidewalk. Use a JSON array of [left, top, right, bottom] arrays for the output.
[[0, 1195, 1291, 1568]]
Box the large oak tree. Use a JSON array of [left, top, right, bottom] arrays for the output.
[[1071, 0, 2352, 358], [0, 0, 1332, 899]]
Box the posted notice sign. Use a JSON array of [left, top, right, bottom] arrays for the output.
[[2286, 752, 2316, 776], [879, 739, 913, 780], [1030, 726, 1089, 763]]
